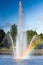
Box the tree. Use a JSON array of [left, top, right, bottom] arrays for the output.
[[10, 24, 17, 46], [0, 29, 5, 48], [26, 30, 37, 45], [39, 33, 43, 41], [2, 38, 9, 48], [0, 29, 5, 43]]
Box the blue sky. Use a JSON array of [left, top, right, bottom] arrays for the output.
[[0, 0, 43, 34]]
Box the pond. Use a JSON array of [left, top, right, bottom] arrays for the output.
[[0, 55, 43, 65]]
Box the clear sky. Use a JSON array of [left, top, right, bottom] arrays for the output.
[[0, 0, 43, 34]]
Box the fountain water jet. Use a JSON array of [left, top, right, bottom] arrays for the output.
[[9, 33, 15, 57], [16, 1, 27, 59]]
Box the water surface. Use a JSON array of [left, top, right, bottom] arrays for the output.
[[0, 55, 43, 65]]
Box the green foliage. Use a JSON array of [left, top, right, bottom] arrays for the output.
[[35, 43, 43, 50], [0, 24, 43, 50], [0, 30, 5, 43], [26, 30, 37, 45], [39, 33, 43, 41], [10, 24, 17, 46], [0, 29, 5, 48]]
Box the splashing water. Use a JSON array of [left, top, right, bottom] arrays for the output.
[[8, 1, 38, 59], [9, 33, 15, 57], [8, 1, 27, 59], [16, 1, 27, 59], [8, 1, 40, 60]]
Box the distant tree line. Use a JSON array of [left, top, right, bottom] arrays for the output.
[[0, 24, 43, 49], [0, 24, 17, 49]]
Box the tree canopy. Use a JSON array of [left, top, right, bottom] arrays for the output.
[[10, 24, 17, 46], [0, 29, 5, 48], [26, 30, 37, 45], [0, 29, 5, 43]]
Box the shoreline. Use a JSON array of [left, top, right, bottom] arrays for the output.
[[0, 49, 43, 55], [32, 49, 43, 55], [0, 49, 13, 55]]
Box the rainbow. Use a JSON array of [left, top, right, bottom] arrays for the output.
[[16, 44, 36, 59], [16, 35, 41, 60]]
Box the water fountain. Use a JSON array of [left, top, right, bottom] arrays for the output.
[[8, 1, 39, 59], [8, 1, 40, 59], [8, 1, 27, 59], [16, 1, 27, 59]]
